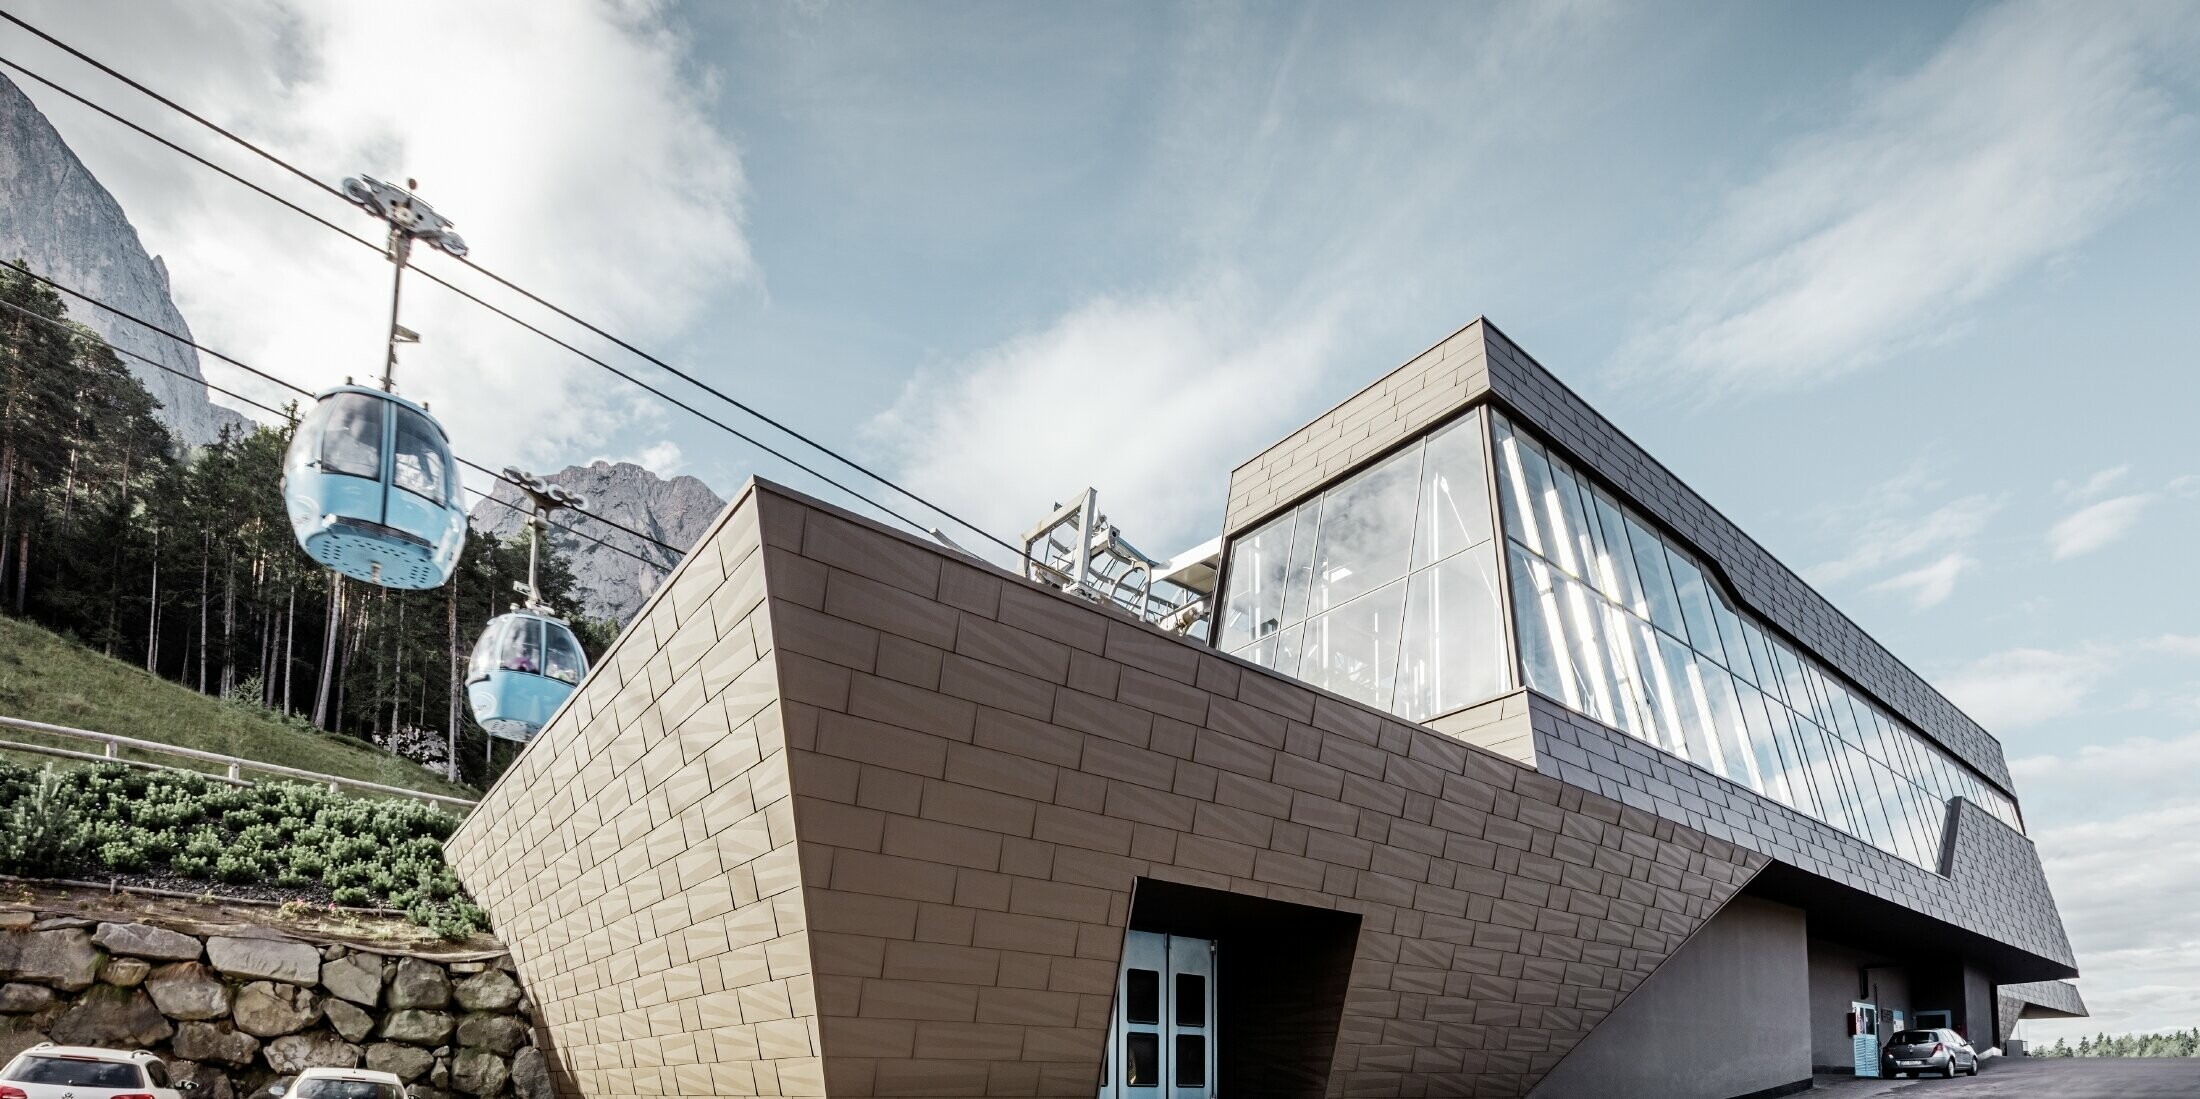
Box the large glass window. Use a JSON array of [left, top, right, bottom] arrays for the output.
[[1395, 546, 1507, 718], [1297, 578, 1408, 708], [1307, 445, 1421, 612], [1219, 411, 1511, 721], [317, 391, 384, 479], [1490, 410, 2024, 872]]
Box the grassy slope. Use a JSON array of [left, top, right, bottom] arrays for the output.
[[0, 614, 477, 799]]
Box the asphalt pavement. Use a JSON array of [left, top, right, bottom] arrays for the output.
[[1812, 1057, 2200, 1097]]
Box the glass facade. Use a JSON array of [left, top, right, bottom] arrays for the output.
[[1489, 411, 2023, 871], [1217, 410, 1511, 720]]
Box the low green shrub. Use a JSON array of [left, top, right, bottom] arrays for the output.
[[0, 761, 484, 938]]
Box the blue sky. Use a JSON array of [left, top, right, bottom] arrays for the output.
[[14, 0, 2200, 1041]]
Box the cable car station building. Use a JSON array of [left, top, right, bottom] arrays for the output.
[[446, 320, 2081, 1099]]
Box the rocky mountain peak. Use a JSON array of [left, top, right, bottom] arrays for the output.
[[0, 73, 251, 446], [468, 461, 727, 623]]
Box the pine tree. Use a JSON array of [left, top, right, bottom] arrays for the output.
[[0, 268, 620, 792]]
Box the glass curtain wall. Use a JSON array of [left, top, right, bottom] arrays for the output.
[[1489, 411, 2022, 873], [1217, 410, 1511, 721]]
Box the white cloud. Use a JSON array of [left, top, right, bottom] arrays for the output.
[[1621, 0, 2200, 393], [1866, 551, 1971, 609], [2022, 799, 2200, 1043], [1805, 489, 2000, 594], [2169, 474, 2200, 499], [592, 440, 685, 476], [858, 2, 1639, 559], [867, 279, 1344, 556], [2047, 493, 2153, 560], [2011, 729, 2200, 825], [2145, 634, 2200, 659], [2055, 464, 2130, 501], [1938, 646, 2110, 731], [10, 0, 749, 491]]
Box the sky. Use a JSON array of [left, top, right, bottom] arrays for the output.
[[9, 0, 2200, 1043]]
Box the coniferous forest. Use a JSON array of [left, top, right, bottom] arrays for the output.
[[2036, 1029, 2200, 1058], [0, 261, 618, 790]]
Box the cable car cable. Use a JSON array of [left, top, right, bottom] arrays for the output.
[[0, 44, 959, 551], [0, 30, 1031, 563], [0, 294, 671, 570], [0, 10, 349, 203], [0, 54, 381, 251], [5, 267, 685, 560]]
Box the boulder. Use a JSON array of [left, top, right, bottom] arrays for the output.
[[365, 1041, 436, 1081], [92, 921, 203, 962], [265, 1033, 362, 1074], [320, 953, 383, 1007], [387, 957, 451, 1010], [379, 1009, 455, 1046], [324, 998, 375, 1043], [101, 957, 152, 987], [172, 1020, 261, 1067], [0, 912, 31, 931], [0, 1022, 49, 1066], [49, 985, 173, 1046], [449, 1047, 508, 1096], [208, 935, 322, 985], [511, 1047, 552, 1099], [0, 983, 54, 1013], [451, 970, 521, 1012], [455, 1012, 528, 1056], [169, 1060, 234, 1099], [9, 928, 96, 991], [145, 962, 232, 1020], [233, 981, 321, 1037]]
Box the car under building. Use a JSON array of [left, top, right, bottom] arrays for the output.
[[446, 318, 2082, 1099]]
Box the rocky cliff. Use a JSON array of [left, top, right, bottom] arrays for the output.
[[468, 461, 724, 623], [0, 73, 251, 446]]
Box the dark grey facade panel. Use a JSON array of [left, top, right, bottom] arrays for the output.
[[1479, 326, 2013, 791], [1525, 694, 2074, 973]]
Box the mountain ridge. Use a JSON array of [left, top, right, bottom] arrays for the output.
[[468, 459, 726, 622]]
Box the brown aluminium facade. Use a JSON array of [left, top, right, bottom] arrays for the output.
[[446, 478, 1774, 1099]]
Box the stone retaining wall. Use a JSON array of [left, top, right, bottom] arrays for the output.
[[0, 908, 547, 1099]]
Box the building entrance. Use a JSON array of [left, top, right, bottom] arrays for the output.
[[1852, 1001, 1882, 1077], [1102, 931, 1216, 1099]]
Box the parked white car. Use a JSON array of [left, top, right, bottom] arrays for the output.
[[265, 1068, 406, 1099], [0, 1044, 194, 1099]]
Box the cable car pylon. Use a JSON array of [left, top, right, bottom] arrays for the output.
[[279, 176, 469, 590], [466, 469, 594, 746]]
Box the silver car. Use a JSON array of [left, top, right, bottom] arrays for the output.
[[1882, 1028, 1979, 1078]]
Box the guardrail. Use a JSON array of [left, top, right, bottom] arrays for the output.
[[0, 714, 478, 812]]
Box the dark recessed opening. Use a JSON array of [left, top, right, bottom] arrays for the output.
[[1176, 1035, 1207, 1086], [1177, 973, 1207, 1027], [1126, 969, 1159, 1025], [1125, 877, 1362, 1097], [1125, 1033, 1158, 1086]]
